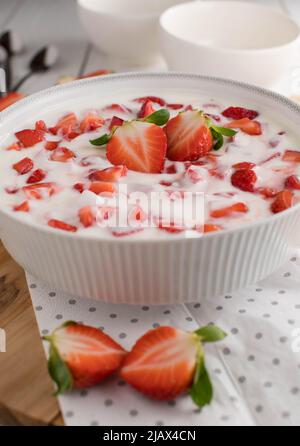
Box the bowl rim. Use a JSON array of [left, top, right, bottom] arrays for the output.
[[160, 0, 300, 54], [0, 70, 300, 244]]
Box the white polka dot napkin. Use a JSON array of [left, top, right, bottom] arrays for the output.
[[27, 251, 300, 427]]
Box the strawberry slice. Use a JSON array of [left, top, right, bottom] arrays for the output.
[[80, 112, 105, 133], [50, 147, 75, 162], [89, 166, 127, 182], [138, 100, 155, 119], [109, 116, 124, 131], [13, 201, 30, 212], [44, 322, 127, 393], [79, 206, 96, 228], [210, 202, 249, 218], [232, 162, 256, 170], [22, 182, 59, 200], [231, 169, 257, 192], [121, 325, 226, 405], [89, 181, 116, 195], [222, 107, 258, 120], [226, 118, 262, 136], [107, 121, 167, 174], [27, 169, 47, 184], [0, 92, 24, 111], [134, 96, 166, 106], [15, 129, 45, 148], [283, 150, 300, 163], [271, 190, 294, 214], [13, 157, 34, 175], [166, 110, 213, 162], [45, 140, 59, 151], [48, 219, 77, 232], [285, 175, 300, 190]]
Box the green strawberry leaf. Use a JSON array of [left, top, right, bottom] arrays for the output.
[[144, 109, 170, 126], [47, 344, 73, 396], [195, 325, 227, 343], [211, 127, 224, 151], [190, 355, 213, 408], [90, 132, 111, 147], [212, 125, 237, 137]]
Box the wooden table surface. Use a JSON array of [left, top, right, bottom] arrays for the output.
[[0, 0, 299, 427]]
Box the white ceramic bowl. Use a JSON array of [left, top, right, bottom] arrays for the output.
[[160, 1, 300, 87], [77, 0, 190, 64], [1, 72, 300, 305]]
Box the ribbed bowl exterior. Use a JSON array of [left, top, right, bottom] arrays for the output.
[[1, 208, 299, 304]]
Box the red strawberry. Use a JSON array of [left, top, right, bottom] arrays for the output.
[[13, 201, 30, 213], [138, 100, 155, 119], [283, 150, 300, 163], [134, 96, 166, 106], [50, 113, 79, 137], [166, 110, 213, 162], [89, 181, 116, 195], [15, 129, 45, 148], [50, 147, 75, 162], [79, 206, 96, 228], [80, 112, 104, 133], [222, 107, 258, 120], [257, 187, 278, 199], [73, 183, 85, 193], [45, 141, 60, 151], [13, 157, 34, 175], [0, 92, 24, 111], [89, 166, 127, 182], [121, 325, 226, 405], [27, 169, 47, 184], [23, 182, 59, 200], [285, 175, 300, 190], [109, 116, 124, 131], [210, 202, 249, 219], [107, 121, 167, 174], [48, 219, 77, 232], [227, 118, 262, 135], [271, 190, 294, 214], [44, 322, 127, 393], [232, 162, 256, 170], [231, 169, 257, 192], [35, 120, 48, 132]]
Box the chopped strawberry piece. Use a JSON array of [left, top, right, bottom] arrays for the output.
[[166, 110, 213, 162], [79, 206, 96, 228], [231, 169, 257, 192], [285, 175, 300, 190], [89, 182, 116, 195], [160, 181, 172, 187], [66, 131, 81, 140], [48, 219, 77, 232], [227, 118, 262, 136], [27, 169, 47, 184], [80, 112, 105, 133], [44, 322, 126, 392], [13, 157, 34, 175], [51, 113, 79, 137], [283, 150, 300, 163], [89, 166, 127, 182], [13, 201, 30, 212], [137, 100, 155, 119], [6, 142, 23, 151], [210, 202, 249, 218], [222, 106, 258, 120], [0, 92, 24, 111], [22, 182, 59, 200], [107, 121, 167, 174], [50, 147, 75, 162], [257, 187, 278, 198], [73, 183, 85, 193], [35, 120, 48, 132], [15, 129, 45, 148], [134, 96, 166, 106], [271, 190, 294, 214], [109, 116, 124, 131], [167, 104, 184, 110], [165, 164, 177, 174], [45, 140, 59, 151], [103, 104, 131, 114], [204, 224, 222, 233], [232, 162, 256, 170]]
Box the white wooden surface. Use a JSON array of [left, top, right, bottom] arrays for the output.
[[0, 0, 299, 96]]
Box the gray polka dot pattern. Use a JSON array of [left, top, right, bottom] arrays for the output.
[[27, 252, 300, 426]]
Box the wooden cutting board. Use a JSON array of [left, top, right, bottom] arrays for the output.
[[0, 241, 64, 426]]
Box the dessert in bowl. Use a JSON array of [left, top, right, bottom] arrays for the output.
[[0, 73, 300, 304]]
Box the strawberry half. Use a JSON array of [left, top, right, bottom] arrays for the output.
[[15, 129, 45, 148], [222, 107, 258, 120], [44, 322, 127, 393], [166, 110, 213, 162], [226, 118, 262, 136], [121, 325, 226, 406], [107, 121, 167, 174], [271, 190, 294, 214]]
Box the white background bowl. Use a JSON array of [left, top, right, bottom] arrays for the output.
[[77, 0, 190, 64], [1, 72, 300, 304], [160, 1, 300, 87]]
